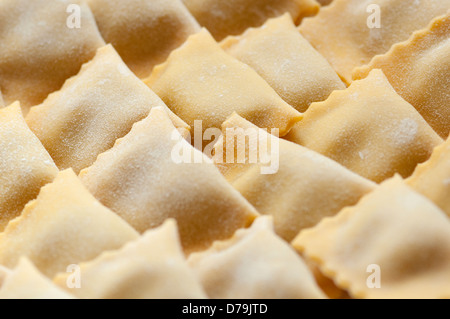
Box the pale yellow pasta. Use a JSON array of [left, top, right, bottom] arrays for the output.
[[0, 102, 58, 231], [221, 14, 345, 113], [407, 137, 450, 217], [26, 45, 187, 174], [0, 258, 75, 299], [53, 220, 206, 299], [354, 13, 450, 139], [285, 69, 443, 183], [145, 29, 302, 140], [299, 0, 450, 83], [87, 0, 200, 78], [0, 0, 105, 111], [0, 265, 9, 288], [213, 114, 375, 242], [293, 176, 450, 299], [0, 169, 139, 278], [183, 0, 319, 41], [0, 0, 446, 301], [80, 107, 258, 254], [188, 217, 325, 299]]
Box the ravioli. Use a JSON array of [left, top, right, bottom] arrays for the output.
[[354, 13, 450, 139], [213, 114, 375, 242], [299, 0, 450, 83], [80, 107, 258, 254], [0, 258, 75, 299], [0, 102, 58, 231], [221, 14, 345, 113], [87, 0, 200, 78], [188, 217, 325, 299], [0, 0, 105, 111], [183, 0, 319, 41], [54, 220, 206, 299], [0, 0, 446, 300], [407, 137, 450, 217], [145, 29, 302, 140], [293, 176, 450, 299], [0, 169, 139, 278], [285, 69, 443, 183], [26, 45, 187, 174]]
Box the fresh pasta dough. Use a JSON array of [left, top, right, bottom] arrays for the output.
[[0, 0, 105, 111], [0, 169, 139, 278], [54, 220, 206, 299], [293, 176, 450, 299], [407, 137, 450, 217], [183, 0, 319, 41], [221, 14, 345, 113], [79, 107, 258, 254], [285, 69, 443, 183], [0, 102, 58, 231], [145, 29, 302, 140], [299, 0, 450, 83], [87, 0, 200, 79], [305, 260, 350, 299], [188, 216, 325, 299], [213, 114, 375, 242], [354, 13, 450, 139], [26, 45, 187, 174], [0, 258, 75, 299]]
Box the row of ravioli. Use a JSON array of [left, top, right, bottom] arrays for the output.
[[0, 104, 449, 299], [0, 0, 449, 299]]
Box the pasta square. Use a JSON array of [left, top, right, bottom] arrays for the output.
[[87, 0, 200, 78], [299, 0, 450, 83], [354, 13, 450, 139], [213, 113, 375, 242], [0, 258, 74, 299], [221, 14, 345, 113], [26, 45, 187, 174], [188, 217, 325, 299], [80, 107, 258, 254], [286, 69, 443, 183], [145, 29, 303, 142]]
